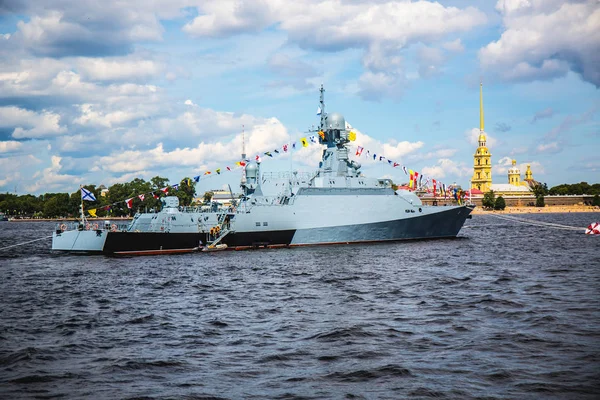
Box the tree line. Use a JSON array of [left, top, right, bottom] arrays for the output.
[[480, 182, 600, 210], [547, 182, 600, 196], [0, 176, 197, 218]]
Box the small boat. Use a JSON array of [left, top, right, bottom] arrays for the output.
[[201, 244, 228, 252]]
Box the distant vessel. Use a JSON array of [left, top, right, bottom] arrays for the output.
[[52, 86, 474, 254]]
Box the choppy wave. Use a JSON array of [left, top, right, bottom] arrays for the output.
[[1, 215, 599, 399]]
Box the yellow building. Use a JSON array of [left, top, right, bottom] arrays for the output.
[[471, 83, 492, 192], [470, 84, 537, 197], [490, 160, 535, 196]]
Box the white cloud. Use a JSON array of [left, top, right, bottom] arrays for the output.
[[422, 159, 472, 180], [92, 117, 291, 174], [494, 157, 545, 176], [9, 0, 194, 58], [536, 141, 560, 154], [25, 155, 80, 193], [184, 0, 486, 100], [0, 106, 67, 138], [417, 46, 446, 79], [73, 103, 147, 128], [497, 156, 513, 167], [480, 1, 600, 86], [0, 141, 23, 153], [75, 57, 164, 82], [183, 0, 274, 38], [465, 127, 498, 148], [443, 39, 464, 53], [346, 122, 423, 164]]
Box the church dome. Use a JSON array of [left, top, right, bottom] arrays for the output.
[[508, 160, 520, 174]]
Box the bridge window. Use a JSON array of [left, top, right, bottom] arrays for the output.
[[263, 222, 268, 226], [255, 222, 261, 226]]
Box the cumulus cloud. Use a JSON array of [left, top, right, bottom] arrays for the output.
[[92, 117, 291, 174], [442, 39, 464, 53], [0, 106, 67, 138], [26, 155, 80, 192], [7, 0, 194, 58], [479, 0, 600, 86], [494, 157, 544, 176], [0, 140, 23, 153], [75, 57, 165, 82], [465, 127, 498, 148], [345, 121, 424, 165], [73, 104, 148, 129], [184, 0, 486, 100], [421, 159, 472, 180]]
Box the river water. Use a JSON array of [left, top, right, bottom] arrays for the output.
[[0, 214, 599, 399]]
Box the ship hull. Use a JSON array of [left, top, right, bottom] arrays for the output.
[[51, 205, 473, 254]]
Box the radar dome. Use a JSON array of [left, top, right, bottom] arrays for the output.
[[245, 162, 259, 179], [326, 112, 345, 130]]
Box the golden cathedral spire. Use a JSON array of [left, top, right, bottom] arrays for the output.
[[472, 81, 492, 192], [480, 82, 484, 132]]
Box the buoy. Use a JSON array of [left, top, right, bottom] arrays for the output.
[[60, 223, 67, 232], [585, 222, 600, 235]]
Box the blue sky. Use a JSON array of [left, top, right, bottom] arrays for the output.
[[0, 0, 598, 196]]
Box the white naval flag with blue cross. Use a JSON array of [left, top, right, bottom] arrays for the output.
[[81, 187, 96, 201]]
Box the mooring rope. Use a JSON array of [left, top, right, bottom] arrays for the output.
[[488, 213, 586, 231], [0, 235, 54, 251]]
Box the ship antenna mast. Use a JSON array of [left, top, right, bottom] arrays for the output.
[[319, 84, 326, 131], [241, 124, 246, 160]]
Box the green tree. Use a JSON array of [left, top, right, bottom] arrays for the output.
[[203, 191, 214, 204], [43, 193, 70, 218], [592, 194, 600, 207], [151, 176, 169, 190], [482, 190, 495, 209], [494, 196, 506, 210], [174, 177, 196, 206], [531, 182, 548, 208], [536, 195, 545, 207]]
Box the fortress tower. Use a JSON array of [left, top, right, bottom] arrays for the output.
[[471, 83, 492, 192], [508, 160, 520, 185]]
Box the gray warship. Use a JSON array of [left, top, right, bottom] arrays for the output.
[[52, 86, 474, 254]]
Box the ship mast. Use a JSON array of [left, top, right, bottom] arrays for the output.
[[241, 124, 246, 160], [319, 84, 326, 131]]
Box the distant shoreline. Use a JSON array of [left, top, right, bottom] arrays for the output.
[[471, 205, 600, 215]]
